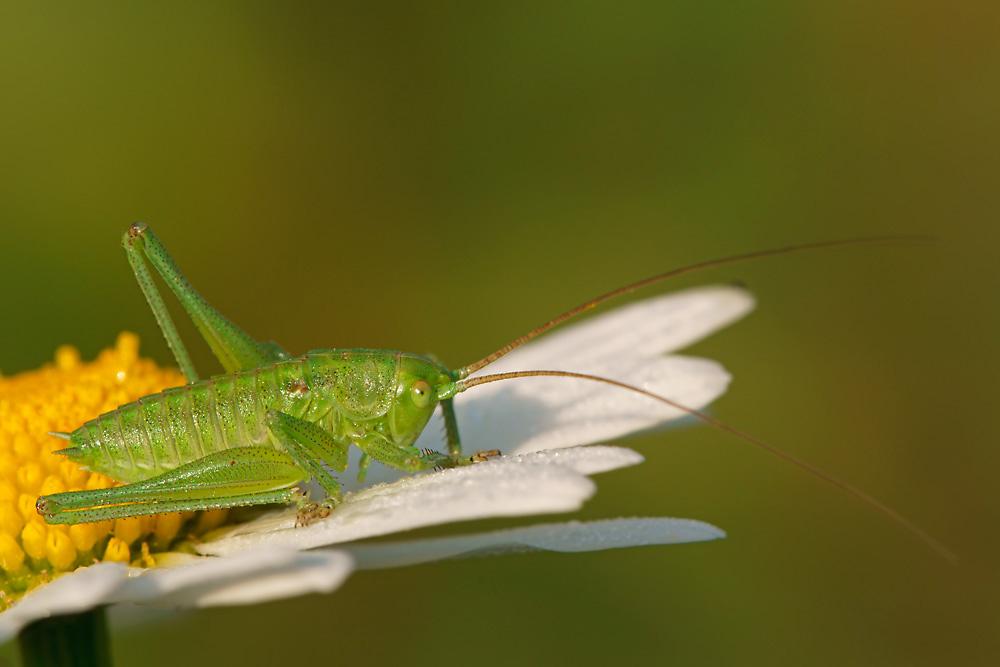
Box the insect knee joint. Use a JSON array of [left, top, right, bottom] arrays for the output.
[[126, 221, 148, 241]]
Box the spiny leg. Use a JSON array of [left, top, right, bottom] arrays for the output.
[[37, 448, 306, 524], [262, 410, 349, 523], [353, 434, 498, 476], [123, 222, 290, 381]]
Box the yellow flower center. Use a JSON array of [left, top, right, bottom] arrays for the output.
[[0, 333, 229, 610]]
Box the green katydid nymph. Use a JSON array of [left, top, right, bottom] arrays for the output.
[[35, 224, 951, 561]]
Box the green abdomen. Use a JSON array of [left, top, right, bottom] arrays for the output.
[[66, 359, 318, 483]]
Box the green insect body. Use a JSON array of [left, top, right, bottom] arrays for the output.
[[57, 352, 448, 484], [37, 223, 480, 525]]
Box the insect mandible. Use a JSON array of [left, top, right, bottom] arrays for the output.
[[34, 224, 950, 560]]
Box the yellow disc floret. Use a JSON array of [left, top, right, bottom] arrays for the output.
[[0, 333, 229, 610]]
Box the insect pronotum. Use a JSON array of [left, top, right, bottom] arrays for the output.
[[35, 224, 952, 561]]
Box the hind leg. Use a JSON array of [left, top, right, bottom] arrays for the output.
[[37, 448, 306, 524]]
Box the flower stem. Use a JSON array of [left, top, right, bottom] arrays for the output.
[[18, 607, 112, 667]]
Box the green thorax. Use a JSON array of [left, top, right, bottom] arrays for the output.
[[303, 350, 453, 445]]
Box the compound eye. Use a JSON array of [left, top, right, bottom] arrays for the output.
[[410, 380, 432, 409]]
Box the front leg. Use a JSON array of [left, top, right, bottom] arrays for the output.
[[353, 434, 499, 475], [440, 397, 463, 458], [439, 397, 500, 464]]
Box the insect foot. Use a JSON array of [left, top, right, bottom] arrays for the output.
[[466, 449, 502, 465], [294, 499, 337, 528]]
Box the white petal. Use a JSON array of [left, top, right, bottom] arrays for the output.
[[343, 517, 726, 569], [0, 549, 355, 642], [0, 562, 129, 643], [108, 548, 353, 608], [452, 354, 731, 456], [480, 284, 754, 370], [199, 446, 643, 557]]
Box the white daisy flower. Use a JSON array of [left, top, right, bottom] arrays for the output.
[[0, 285, 752, 649]]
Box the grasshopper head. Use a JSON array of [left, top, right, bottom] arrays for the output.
[[389, 354, 457, 444]]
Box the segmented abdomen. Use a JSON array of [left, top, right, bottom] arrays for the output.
[[66, 359, 317, 483]]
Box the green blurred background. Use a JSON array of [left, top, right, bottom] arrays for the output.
[[1, 2, 997, 665]]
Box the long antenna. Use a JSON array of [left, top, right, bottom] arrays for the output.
[[456, 370, 956, 563], [457, 236, 931, 378]]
